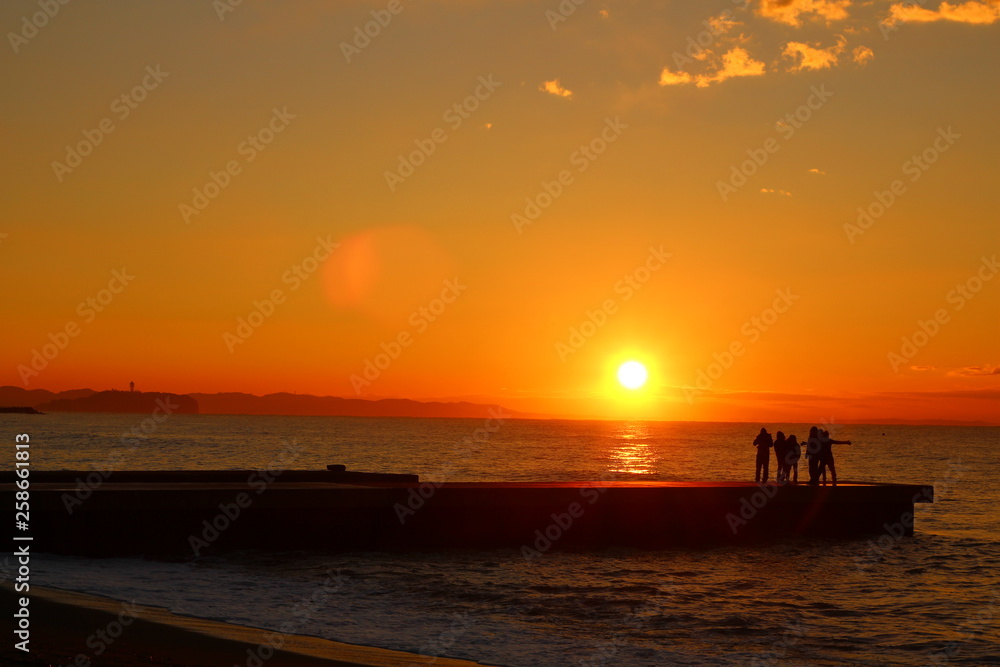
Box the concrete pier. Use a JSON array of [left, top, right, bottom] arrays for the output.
[[3, 470, 934, 556]]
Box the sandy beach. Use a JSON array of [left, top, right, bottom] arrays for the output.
[[1, 584, 483, 667]]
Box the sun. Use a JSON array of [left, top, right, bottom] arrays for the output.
[[617, 361, 648, 390]]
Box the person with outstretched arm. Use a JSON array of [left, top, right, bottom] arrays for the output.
[[818, 429, 852, 486]]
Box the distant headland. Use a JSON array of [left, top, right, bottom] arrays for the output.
[[0, 406, 43, 414]]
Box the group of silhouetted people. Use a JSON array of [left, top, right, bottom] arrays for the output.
[[752, 426, 851, 485]]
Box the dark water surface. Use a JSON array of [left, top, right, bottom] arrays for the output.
[[5, 414, 998, 665]]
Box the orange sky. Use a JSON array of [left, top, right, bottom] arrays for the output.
[[1, 0, 998, 423]]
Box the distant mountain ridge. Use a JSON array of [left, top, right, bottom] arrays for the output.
[[188, 392, 538, 419], [0, 386, 540, 419], [0, 387, 96, 406]]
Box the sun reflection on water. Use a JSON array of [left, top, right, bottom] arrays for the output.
[[607, 421, 659, 475]]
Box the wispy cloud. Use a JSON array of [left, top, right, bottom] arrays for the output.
[[880, 388, 1000, 400], [807, 167, 826, 174], [886, 0, 1000, 25], [707, 11, 742, 34], [760, 187, 792, 196], [783, 35, 847, 71], [540, 79, 573, 98], [659, 69, 694, 86], [950, 365, 1000, 376], [659, 47, 766, 88], [852, 45, 875, 66], [756, 0, 852, 27]]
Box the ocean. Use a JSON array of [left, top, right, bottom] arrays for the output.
[[5, 414, 999, 665]]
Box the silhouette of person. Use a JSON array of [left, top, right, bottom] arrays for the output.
[[753, 427, 773, 482], [806, 426, 822, 485], [817, 429, 851, 486], [773, 431, 787, 483], [785, 434, 801, 483]]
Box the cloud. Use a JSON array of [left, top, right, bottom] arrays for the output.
[[783, 35, 847, 71], [910, 365, 936, 371], [950, 365, 1000, 376], [756, 0, 852, 27], [760, 188, 792, 196], [658, 69, 694, 86], [880, 388, 1000, 400], [707, 11, 742, 34], [701, 389, 845, 402], [807, 167, 826, 174], [659, 47, 766, 88], [714, 47, 768, 80], [852, 45, 875, 66], [886, 0, 1000, 24], [540, 79, 573, 98]]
